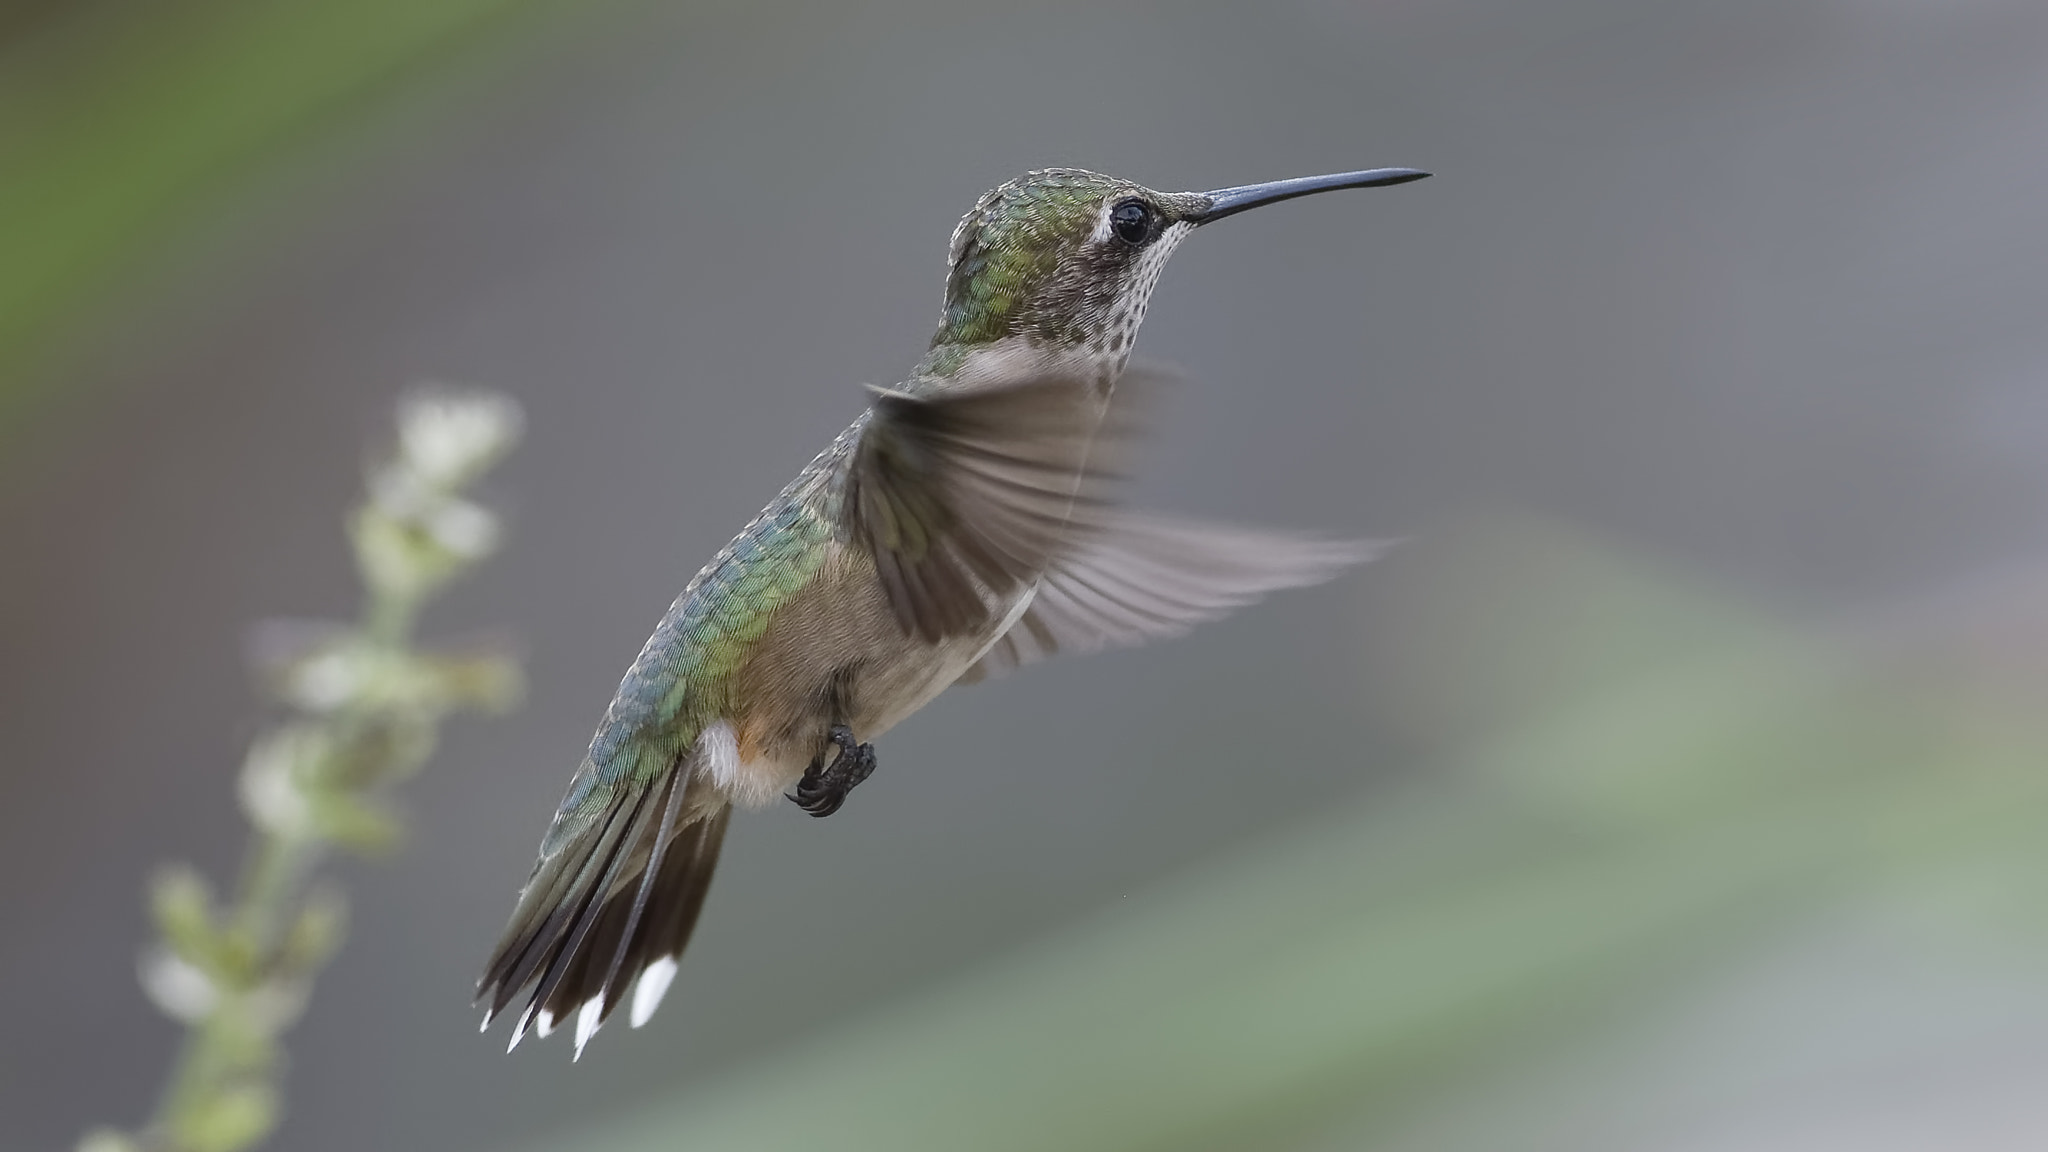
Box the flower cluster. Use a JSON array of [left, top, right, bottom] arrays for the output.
[[86, 391, 524, 1152]]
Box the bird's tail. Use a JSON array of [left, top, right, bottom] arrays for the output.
[[476, 758, 730, 1058]]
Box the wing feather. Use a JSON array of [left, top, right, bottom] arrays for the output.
[[846, 370, 1149, 642], [961, 513, 1392, 682]]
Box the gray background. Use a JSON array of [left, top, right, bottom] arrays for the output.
[[6, 1, 2048, 1148]]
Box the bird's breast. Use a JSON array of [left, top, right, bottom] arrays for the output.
[[718, 543, 1025, 800]]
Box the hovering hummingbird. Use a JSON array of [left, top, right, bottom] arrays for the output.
[[477, 164, 1429, 1057]]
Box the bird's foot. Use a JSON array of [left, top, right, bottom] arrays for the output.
[[789, 724, 876, 818]]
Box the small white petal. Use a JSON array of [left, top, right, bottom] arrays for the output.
[[572, 996, 605, 1061], [139, 948, 218, 1023], [238, 733, 313, 839], [286, 647, 362, 711], [630, 957, 679, 1028], [422, 498, 500, 559], [398, 391, 523, 487]]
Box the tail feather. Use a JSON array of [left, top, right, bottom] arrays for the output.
[[616, 805, 729, 1026], [520, 766, 672, 1043], [478, 759, 731, 1057], [480, 785, 641, 1026]]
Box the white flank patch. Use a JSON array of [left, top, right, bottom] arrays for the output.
[[700, 718, 786, 808], [630, 956, 679, 1028], [699, 719, 741, 792], [572, 995, 605, 1061]]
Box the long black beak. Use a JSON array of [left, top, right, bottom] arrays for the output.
[[1190, 168, 1430, 224]]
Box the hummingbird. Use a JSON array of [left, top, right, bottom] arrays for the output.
[[477, 164, 1429, 1057]]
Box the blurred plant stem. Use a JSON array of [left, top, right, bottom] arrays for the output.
[[80, 391, 525, 1152]]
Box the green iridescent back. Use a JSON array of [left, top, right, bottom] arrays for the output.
[[553, 431, 855, 833]]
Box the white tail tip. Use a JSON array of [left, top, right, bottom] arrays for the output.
[[507, 1005, 537, 1053], [572, 995, 604, 1061], [630, 956, 679, 1028]]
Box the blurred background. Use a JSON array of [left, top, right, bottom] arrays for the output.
[[6, 0, 2048, 1148]]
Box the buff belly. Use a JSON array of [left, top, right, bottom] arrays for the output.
[[712, 542, 1034, 808]]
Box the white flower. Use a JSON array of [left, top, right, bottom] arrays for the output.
[[239, 730, 315, 838], [396, 390, 523, 489], [421, 497, 501, 561], [140, 947, 219, 1023]]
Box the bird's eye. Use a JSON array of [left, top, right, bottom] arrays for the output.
[[1109, 199, 1153, 245]]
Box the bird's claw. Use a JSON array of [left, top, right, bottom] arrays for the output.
[[788, 724, 876, 818]]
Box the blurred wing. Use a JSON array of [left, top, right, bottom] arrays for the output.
[[958, 513, 1392, 684], [846, 370, 1149, 643]]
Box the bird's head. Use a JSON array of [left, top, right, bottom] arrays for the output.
[[919, 166, 1428, 384]]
